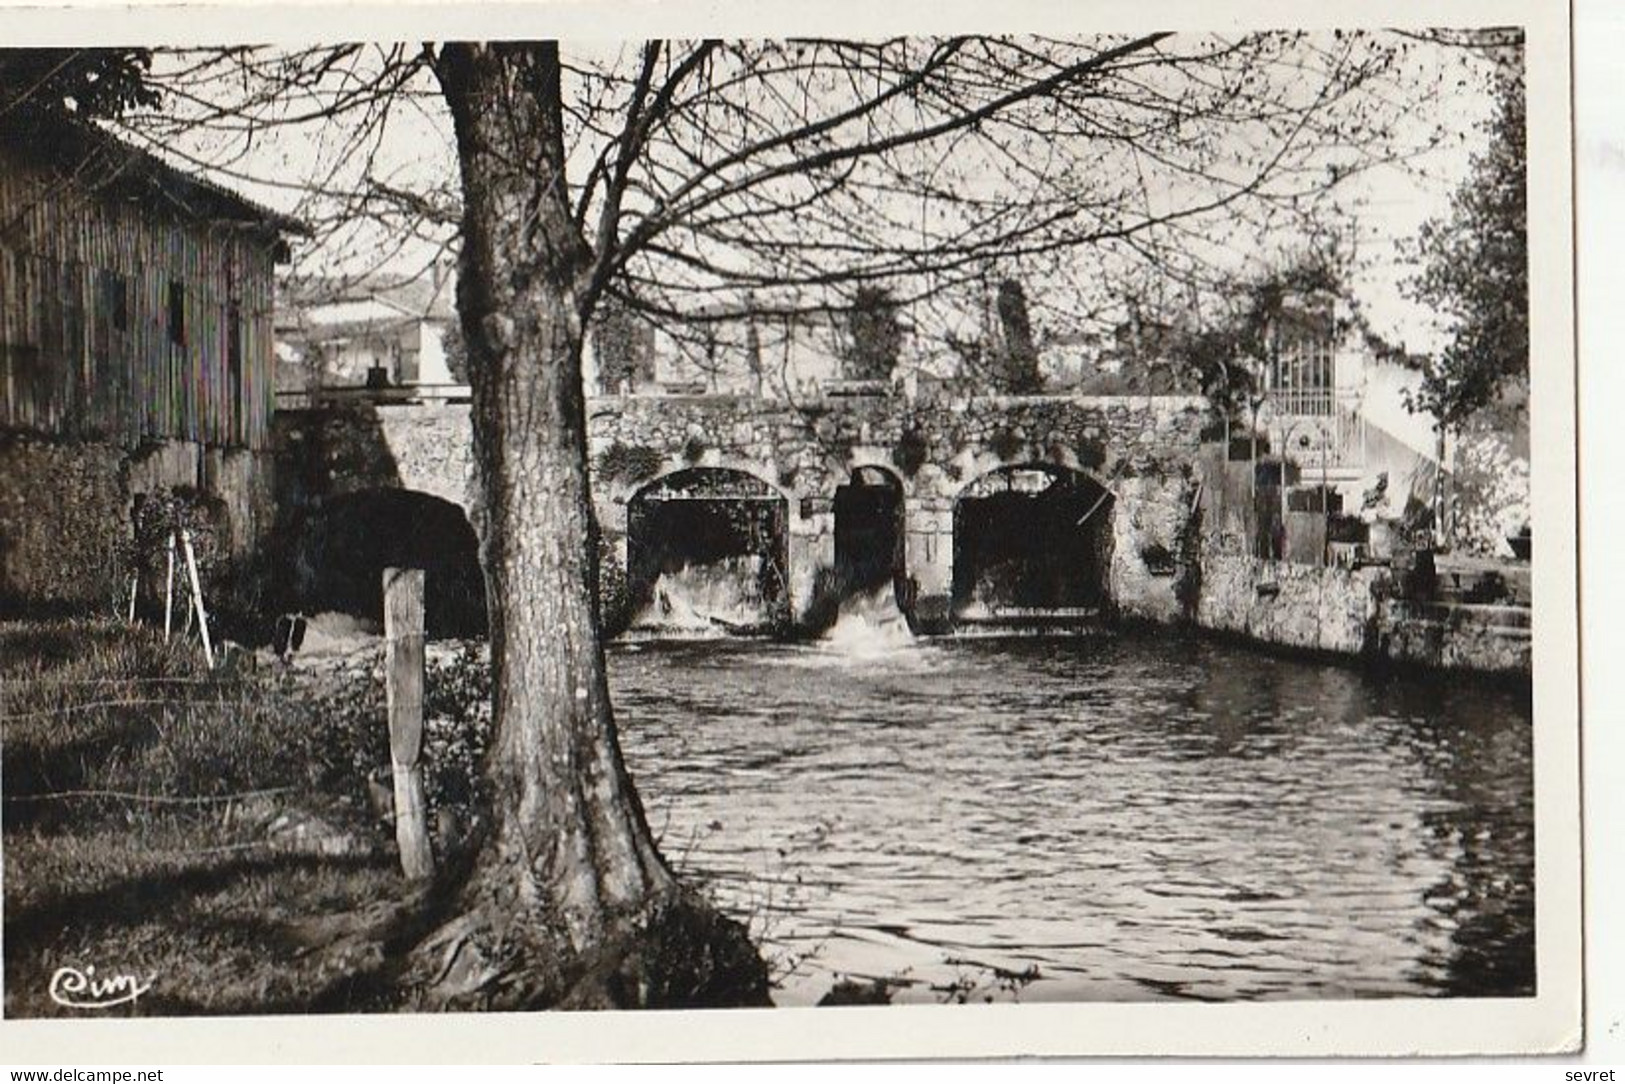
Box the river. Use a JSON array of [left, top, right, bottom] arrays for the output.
[[608, 625, 1533, 1006]]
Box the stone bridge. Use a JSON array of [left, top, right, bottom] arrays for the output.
[[273, 392, 1209, 634]]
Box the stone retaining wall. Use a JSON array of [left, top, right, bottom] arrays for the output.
[[1193, 551, 1531, 675], [1195, 553, 1386, 656], [0, 434, 273, 613], [1380, 601, 1532, 675]]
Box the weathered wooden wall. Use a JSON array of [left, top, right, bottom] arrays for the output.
[[0, 152, 280, 450]]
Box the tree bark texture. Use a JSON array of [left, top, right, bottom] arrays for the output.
[[408, 42, 767, 1011]]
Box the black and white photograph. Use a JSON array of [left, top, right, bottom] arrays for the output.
[[0, 0, 1583, 1063]]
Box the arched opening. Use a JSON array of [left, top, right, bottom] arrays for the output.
[[833, 465, 904, 596], [627, 468, 788, 633], [288, 488, 487, 638], [952, 464, 1113, 622]]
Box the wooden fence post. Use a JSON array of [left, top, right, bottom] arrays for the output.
[[179, 528, 214, 668], [163, 532, 176, 639], [383, 567, 434, 880]]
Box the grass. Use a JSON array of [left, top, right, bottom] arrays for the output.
[[1, 620, 787, 1015], [1, 620, 409, 1017]]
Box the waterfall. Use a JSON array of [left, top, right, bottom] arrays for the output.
[[823, 583, 914, 653], [631, 557, 770, 634]]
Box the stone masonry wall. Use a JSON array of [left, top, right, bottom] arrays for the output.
[[275, 394, 1209, 629], [1195, 553, 1387, 656], [585, 394, 1206, 508], [1379, 601, 1532, 675], [1195, 552, 1531, 675], [0, 434, 272, 613]]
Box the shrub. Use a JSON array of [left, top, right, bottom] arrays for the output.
[[891, 430, 929, 477], [1075, 439, 1107, 471], [596, 530, 632, 635], [595, 441, 664, 487], [114, 486, 232, 625], [989, 428, 1024, 462], [1139, 541, 1177, 576], [422, 643, 493, 825], [300, 642, 495, 854]]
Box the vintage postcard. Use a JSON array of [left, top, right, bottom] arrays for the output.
[[0, 0, 1580, 1063]]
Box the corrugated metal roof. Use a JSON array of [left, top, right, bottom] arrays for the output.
[[1, 115, 308, 238]]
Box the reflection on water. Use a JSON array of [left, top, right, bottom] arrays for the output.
[[609, 633, 1533, 1005]]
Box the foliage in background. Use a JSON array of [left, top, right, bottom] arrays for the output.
[[440, 320, 469, 384], [1165, 252, 1347, 423], [0, 49, 159, 128], [992, 280, 1043, 394], [1450, 427, 1531, 555], [843, 286, 904, 383], [593, 295, 658, 394], [1402, 46, 1527, 431]]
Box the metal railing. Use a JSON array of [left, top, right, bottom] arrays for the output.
[[1268, 393, 1366, 474], [276, 382, 473, 408]]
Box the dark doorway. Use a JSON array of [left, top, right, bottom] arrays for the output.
[[834, 466, 904, 596], [290, 489, 487, 638], [627, 469, 788, 632], [952, 465, 1113, 618]]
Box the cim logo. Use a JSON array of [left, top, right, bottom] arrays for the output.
[[48, 965, 153, 1010]]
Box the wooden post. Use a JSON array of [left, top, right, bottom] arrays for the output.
[[163, 532, 176, 638], [384, 567, 434, 880], [179, 529, 215, 668]]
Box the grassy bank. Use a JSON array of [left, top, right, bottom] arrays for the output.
[[1, 621, 412, 1017]]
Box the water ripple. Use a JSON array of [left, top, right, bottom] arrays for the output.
[[612, 633, 1533, 1006]]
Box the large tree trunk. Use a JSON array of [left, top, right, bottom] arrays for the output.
[[406, 42, 767, 1011]]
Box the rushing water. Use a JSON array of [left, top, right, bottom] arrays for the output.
[[631, 559, 775, 633], [608, 628, 1533, 1006]]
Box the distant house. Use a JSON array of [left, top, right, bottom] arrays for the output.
[[1184, 289, 1463, 564], [0, 117, 302, 611], [585, 303, 858, 399], [274, 264, 458, 403], [1253, 294, 1445, 519]]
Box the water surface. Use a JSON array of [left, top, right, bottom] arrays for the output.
[[609, 632, 1533, 1005]]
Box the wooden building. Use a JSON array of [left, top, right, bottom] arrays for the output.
[[0, 117, 302, 611]]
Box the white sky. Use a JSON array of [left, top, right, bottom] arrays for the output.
[[126, 34, 1508, 359]]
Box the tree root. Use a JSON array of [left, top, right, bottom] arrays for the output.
[[399, 884, 772, 1012]]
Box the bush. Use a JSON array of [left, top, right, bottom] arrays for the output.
[[300, 642, 495, 853], [422, 643, 493, 821], [989, 428, 1024, 462], [891, 430, 929, 477], [595, 441, 664, 487], [596, 530, 633, 635]]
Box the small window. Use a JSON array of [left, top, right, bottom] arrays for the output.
[[100, 271, 128, 333], [167, 281, 186, 346], [227, 303, 243, 431]]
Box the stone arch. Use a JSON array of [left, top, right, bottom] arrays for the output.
[[624, 466, 790, 634], [951, 462, 1115, 621], [593, 448, 806, 523], [285, 487, 487, 638], [833, 464, 905, 595], [846, 452, 921, 498], [952, 440, 1117, 503]]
